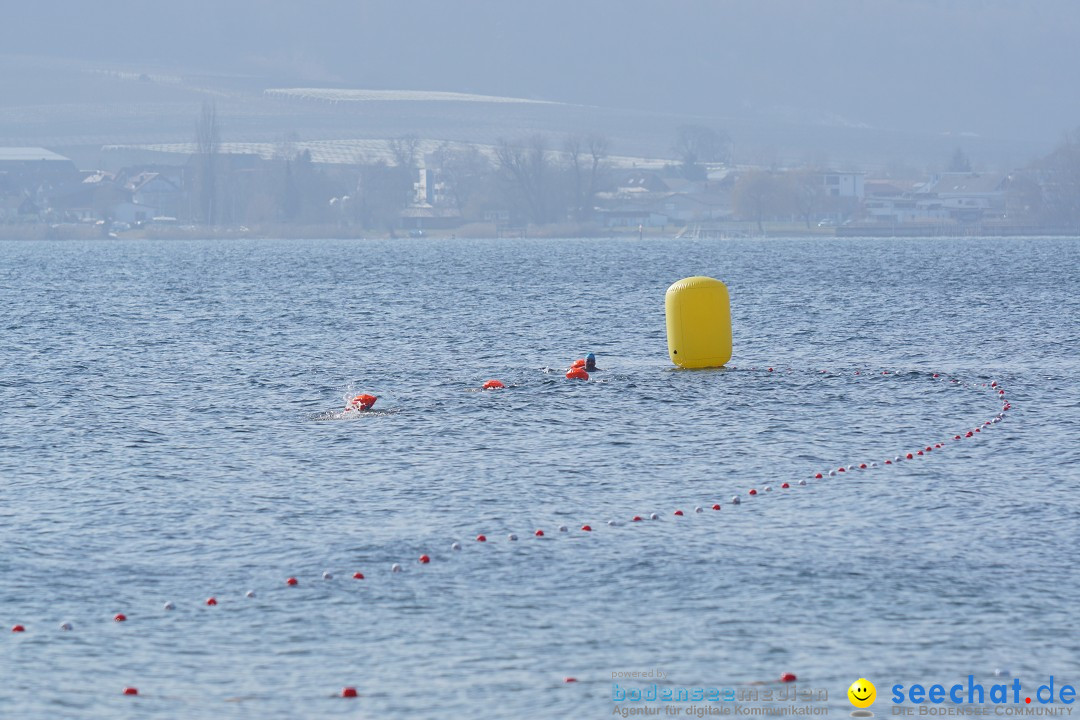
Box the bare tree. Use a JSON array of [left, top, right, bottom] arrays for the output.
[[194, 101, 220, 225], [791, 168, 825, 228], [562, 135, 585, 221], [562, 134, 611, 222], [585, 134, 610, 212], [673, 125, 731, 180], [432, 143, 491, 214], [386, 134, 422, 215], [733, 170, 793, 233], [948, 147, 972, 172], [388, 134, 422, 171], [496, 134, 551, 225], [1034, 132, 1080, 227]]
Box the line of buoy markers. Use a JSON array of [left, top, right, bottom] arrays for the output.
[[5, 367, 1011, 701]]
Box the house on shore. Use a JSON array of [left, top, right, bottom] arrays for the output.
[[594, 170, 734, 227], [916, 172, 1009, 222]]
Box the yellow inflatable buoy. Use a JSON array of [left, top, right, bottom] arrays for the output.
[[665, 276, 732, 368]]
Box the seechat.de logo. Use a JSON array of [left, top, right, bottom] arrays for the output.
[[850, 678, 877, 717]]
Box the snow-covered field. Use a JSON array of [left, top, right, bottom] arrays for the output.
[[264, 88, 557, 105]]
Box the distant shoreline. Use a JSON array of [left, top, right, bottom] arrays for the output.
[[1, 223, 1077, 241]]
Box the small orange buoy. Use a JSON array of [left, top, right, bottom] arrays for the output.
[[566, 367, 589, 380], [571, 358, 586, 368], [482, 379, 505, 390], [348, 394, 377, 411], [341, 687, 358, 698], [122, 687, 139, 696]]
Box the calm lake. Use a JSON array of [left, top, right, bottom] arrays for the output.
[[1, 236, 1078, 719]]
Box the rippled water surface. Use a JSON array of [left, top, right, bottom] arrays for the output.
[[1, 236, 1078, 719]]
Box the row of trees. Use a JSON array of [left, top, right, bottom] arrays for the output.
[[732, 168, 851, 231], [189, 102, 733, 229], [1015, 128, 1080, 227]]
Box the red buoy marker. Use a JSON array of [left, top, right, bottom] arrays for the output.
[[748, 489, 757, 496], [673, 509, 684, 516], [122, 687, 138, 696], [632, 515, 642, 522], [206, 597, 217, 606], [780, 672, 798, 683], [114, 613, 127, 622], [419, 554, 430, 564], [781, 482, 790, 489], [12, 624, 25, 632], [535, 529, 545, 536], [482, 379, 505, 390], [564, 677, 578, 683], [286, 577, 298, 586], [815, 473, 823, 479], [476, 534, 487, 542], [353, 572, 365, 580], [712, 504, 721, 510], [581, 525, 592, 532], [342, 687, 358, 698]]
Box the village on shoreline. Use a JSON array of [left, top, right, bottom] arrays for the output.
[[3, 121, 1079, 241]]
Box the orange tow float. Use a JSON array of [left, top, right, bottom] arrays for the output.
[[347, 394, 377, 411]]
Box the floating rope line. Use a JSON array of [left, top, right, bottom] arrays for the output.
[[5, 368, 1011, 698]]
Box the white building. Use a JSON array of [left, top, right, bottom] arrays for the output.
[[822, 171, 865, 199]]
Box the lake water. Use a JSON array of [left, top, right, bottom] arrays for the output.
[[1, 236, 1078, 719]]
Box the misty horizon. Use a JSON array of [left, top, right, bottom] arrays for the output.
[[1, 0, 1079, 172]]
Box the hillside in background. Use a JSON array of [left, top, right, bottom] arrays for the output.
[[1, 1, 1077, 172]]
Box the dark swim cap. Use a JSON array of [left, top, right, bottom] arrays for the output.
[[586, 353, 596, 362]]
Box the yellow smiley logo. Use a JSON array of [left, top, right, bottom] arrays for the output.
[[848, 678, 876, 708]]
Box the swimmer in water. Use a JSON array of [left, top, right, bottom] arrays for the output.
[[585, 352, 599, 372]]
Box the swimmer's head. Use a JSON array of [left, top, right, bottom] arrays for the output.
[[585, 352, 597, 369], [586, 353, 595, 362]]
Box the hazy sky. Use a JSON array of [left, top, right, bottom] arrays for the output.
[[4, 0, 1078, 143]]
